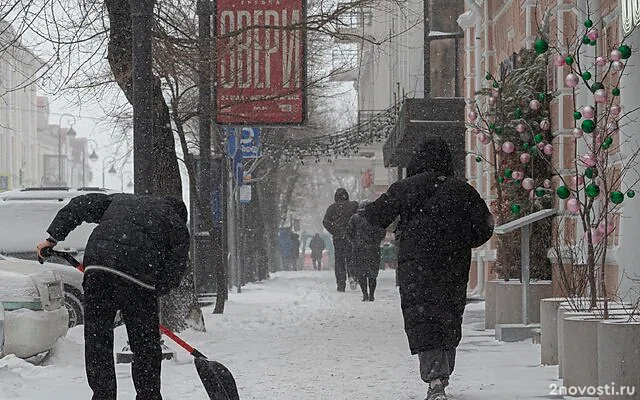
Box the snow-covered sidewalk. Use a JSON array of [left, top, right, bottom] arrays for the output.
[[1, 270, 571, 399]]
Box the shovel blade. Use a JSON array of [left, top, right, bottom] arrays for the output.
[[194, 357, 240, 400]]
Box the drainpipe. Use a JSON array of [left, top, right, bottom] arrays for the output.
[[465, 0, 487, 298]]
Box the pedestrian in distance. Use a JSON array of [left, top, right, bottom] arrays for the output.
[[309, 233, 326, 270], [362, 137, 494, 400], [36, 193, 190, 400], [290, 231, 300, 271], [322, 188, 359, 292], [347, 201, 386, 301]]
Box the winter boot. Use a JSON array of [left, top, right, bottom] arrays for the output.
[[425, 382, 447, 400], [368, 293, 375, 302]]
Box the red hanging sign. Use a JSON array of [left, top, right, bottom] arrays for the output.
[[216, 0, 306, 125]]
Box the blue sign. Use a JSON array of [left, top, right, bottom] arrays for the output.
[[0, 175, 8, 192], [240, 127, 261, 158], [224, 127, 244, 185]]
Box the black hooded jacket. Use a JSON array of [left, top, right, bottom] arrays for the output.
[[47, 193, 190, 294], [322, 188, 359, 241], [363, 137, 493, 353]]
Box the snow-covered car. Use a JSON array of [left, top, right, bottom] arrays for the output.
[[0, 187, 115, 328], [0, 256, 68, 359]]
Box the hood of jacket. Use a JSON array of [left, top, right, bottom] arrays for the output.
[[405, 136, 454, 177], [334, 188, 349, 202]]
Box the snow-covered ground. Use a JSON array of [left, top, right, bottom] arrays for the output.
[[1, 270, 576, 399]]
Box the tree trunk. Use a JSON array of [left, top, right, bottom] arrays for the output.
[[105, 0, 196, 331]]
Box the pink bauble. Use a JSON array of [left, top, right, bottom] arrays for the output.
[[582, 105, 595, 119], [488, 96, 497, 106], [596, 56, 608, 67], [610, 104, 622, 117], [538, 142, 546, 150], [581, 153, 597, 167], [468, 111, 478, 122], [502, 141, 515, 153], [612, 61, 624, 72], [611, 49, 622, 61], [522, 177, 535, 190], [587, 29, 599, 41], [565, 73, 580, 88], [529, 99, 541, 111], [594, 89, 608, 103], [554, 55, 566, 67], [478, 133, 490, 144], [520, 153, 531, 164], [567, 198, 581, 213], [529, 189, 536, 200], [540, 119, 551, 131], [512, 171, 525, 180], [543, 179, 552, 189], [590, 228, 603, 245], [543, 144, 554, 155], [516, 123, 526, 133], [597, 220, 616, 235], [492, 89, 500, 98], [573, 128, 584, 138]]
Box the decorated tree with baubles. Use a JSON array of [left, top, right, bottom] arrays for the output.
[[533, 16, 639, 314], [467, 47, 554, 282]]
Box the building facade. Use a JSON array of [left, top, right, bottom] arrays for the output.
[[459, 0, 640, 302], [0, 23, 93, 191]]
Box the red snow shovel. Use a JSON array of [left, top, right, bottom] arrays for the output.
[[39, 248, 240, 400]]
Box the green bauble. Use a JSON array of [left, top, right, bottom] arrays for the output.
[[565, 55, 574, 65], [497, 176, 505, 184], [486, 72, 493, 80], [582, 35, 591, 45], [504, 168, 513, 178], [514, 179, 522, 186], [535, 187, 546, 197], [514, 107, 523, 119], [628, 190, 636, 198], [529, 146, 538, 155], [522, 143, 530, 150], [495, 126, 503, 135], [534, 38, 549, 54], [584, 18, 593, 28], [591, 82, 604, 93], [556, 186, 571, 199], [584, 168, 594, 179], [475, 156, 482, 162], [619, 44, 632, 59], [574, 111, 582, 120], [534, 133, 544, 143], [585, 183, 600, 198], [612, 87, 620, 96], [589, 40, 597, 46], [611, 191, 625, 204], [582, 119, 596, 133], [601, 141, 611, 150], [489, 123, 496, 131], [604, 136, 614, 147], [582, 71, 592, 80], [537, 92, 546, 101], [493, 81, 500, 88], [510, 203, 522, 214]]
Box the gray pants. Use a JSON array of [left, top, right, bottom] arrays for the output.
[[418, 348, 456, 384]]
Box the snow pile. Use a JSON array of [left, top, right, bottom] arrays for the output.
[[1, 270, 590, 399], [0, 270, 40, 300]]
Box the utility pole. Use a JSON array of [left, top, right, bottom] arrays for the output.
[[131, 0, 155, 195]]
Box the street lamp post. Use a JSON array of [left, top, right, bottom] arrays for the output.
[[57, 114, 77, 185], [83, 139, 99, 187], [102, 156, 117, 188]]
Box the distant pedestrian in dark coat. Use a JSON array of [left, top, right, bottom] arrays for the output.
[[309, 233, 326, 270], [362, 137, 493, 400], [36, 193, 190, 400], [347, 201, 386, 301], [322, 188, 358, 291], [278, 227, 294, 270], [290, 231, 300, 271]]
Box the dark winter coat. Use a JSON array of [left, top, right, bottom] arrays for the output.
[[46, 193, 190, 294], [322, 188, 359, 242], [347, 213, 386, 278], [309, 235, 326, 258], [363, 137, 493, 353]]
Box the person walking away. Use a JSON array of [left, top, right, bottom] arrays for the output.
[[290, 231, 300, 271], [362, 137, 493, 400], [347, 201, 386, 301], [36, 193, 190, 400], [309, 233, 326, 270], [277, 227, 294, 270], [322, 188, 358, 292]]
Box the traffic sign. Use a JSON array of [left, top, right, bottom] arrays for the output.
[[240, 127, 261, 158]]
